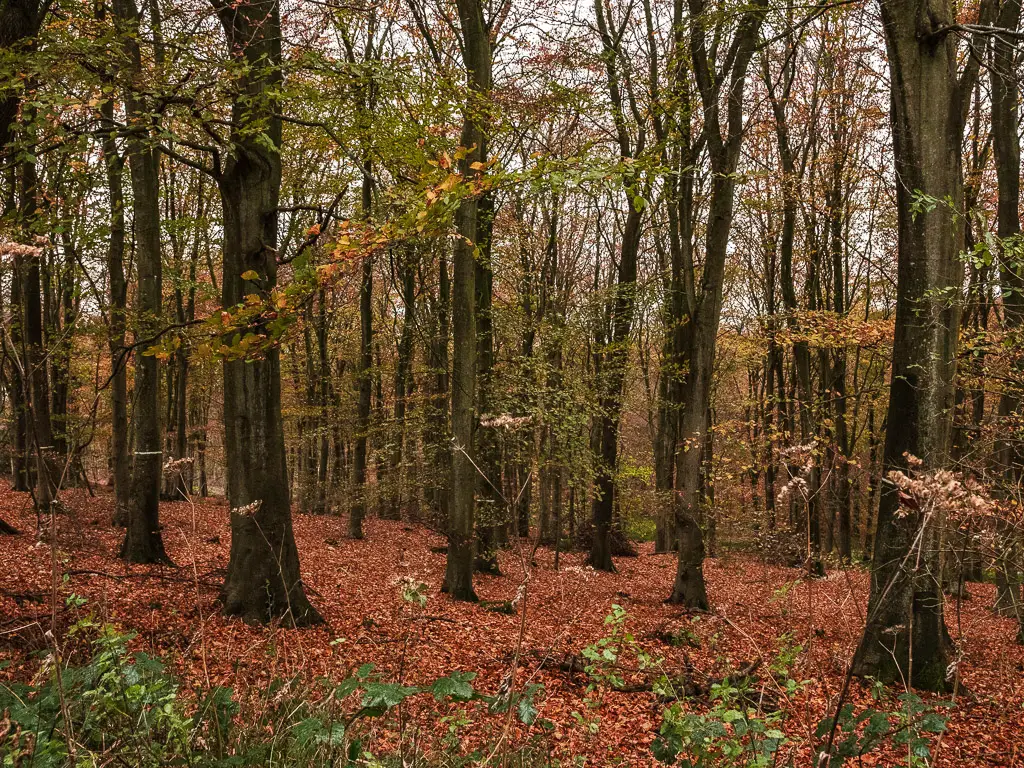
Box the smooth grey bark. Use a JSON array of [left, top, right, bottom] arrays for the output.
[[669, 0, 767, 607], [443, 0, 490, 601], [114, 0, 169, 564], [852, 0, 993, 690], [211, 0, 320, 625]]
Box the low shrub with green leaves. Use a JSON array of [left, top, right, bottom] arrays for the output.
[[1, 625, 200, 767], [652, 680, 788, 768], [576, 605, 953, 768], [813, 689, 951, 768], [0, 621, 545, 767]]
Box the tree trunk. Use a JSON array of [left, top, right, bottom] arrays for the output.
[[50, 238, 76, 478], [8, 246, 30, 494], [427, 246, 450, 525], [587, 0, 644, 572], [828, 181, 852, 562], [213, 0, 320, 625], [20, 118, 58, 516], [588, 207, 640, 573], [350, 157, 373, 539], [113, 0, 169, 564], [851, 0, 991, 690], [386, 245, 417, 520], [669, 0, 766, 606], [474, 192, 502, 573], [0, 0, 40, 499], [766, 47, 824, 575], [443, 0, 490, 601], [169, 195, 200, 502], [990, 0, 1024, 629]]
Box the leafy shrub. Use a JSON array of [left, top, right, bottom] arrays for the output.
[[576, 606, 952, 768], [1, 624, 197, 767], [0, 622, 545, 767], [653, 679, 787, 768], [813, 690, 950, 768]]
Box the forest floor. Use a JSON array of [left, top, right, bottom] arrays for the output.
[[1, 486, 1023, 767]]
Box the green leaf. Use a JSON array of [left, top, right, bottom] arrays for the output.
[[361, 682, 419, 709], [919, 712, 948, 733], [334, 677, 360, 698], [517, 694, 538, 725], [431, 671, 476, 702]]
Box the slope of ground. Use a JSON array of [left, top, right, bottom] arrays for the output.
[[1, 487, 1022, 766]]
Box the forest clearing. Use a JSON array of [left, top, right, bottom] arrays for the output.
[[4, 0, 1024, 763]]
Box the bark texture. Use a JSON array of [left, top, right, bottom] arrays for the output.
[[213, 0, 320, 625], [116, 0, 169, 564], [851, 0, 992, 690], [443, 0, 490, 601]]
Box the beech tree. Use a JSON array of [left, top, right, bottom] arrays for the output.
[[210, 0, 321, 625], [4, 0, 1024, 674], [585, 0, 645, 573], [851, 0, 994, 690], [114, 0, 169, 564], [668, 0, 768, 607], [443, 0, 491, 602]]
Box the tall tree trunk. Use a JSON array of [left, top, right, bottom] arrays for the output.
[[427, 245, 450, 524], [8, 244, 30, 495], [587, 0, 644, 571], [669, 0, 766, 606], [50, 238, 75, 477], [299, 318, 319, 511], [386, 245, 416, 520], [990, 0, 1024, 637], [828, 172, 852, 562], [213, 0, 320, 625], [350, 163, 373, 539], [475, 192, 502, 573], [766, 51, 824, 576], [20, 113, 58, 516], [314, 288, 331, 513], [168, 192, 200, 502], [588, 206, 640, 572], [114, 0, 169, 564], [851, 0, 992, 690], [700, 406, 716, 557], [0, 0, 40, 503], [443, 0, 490, 601]]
